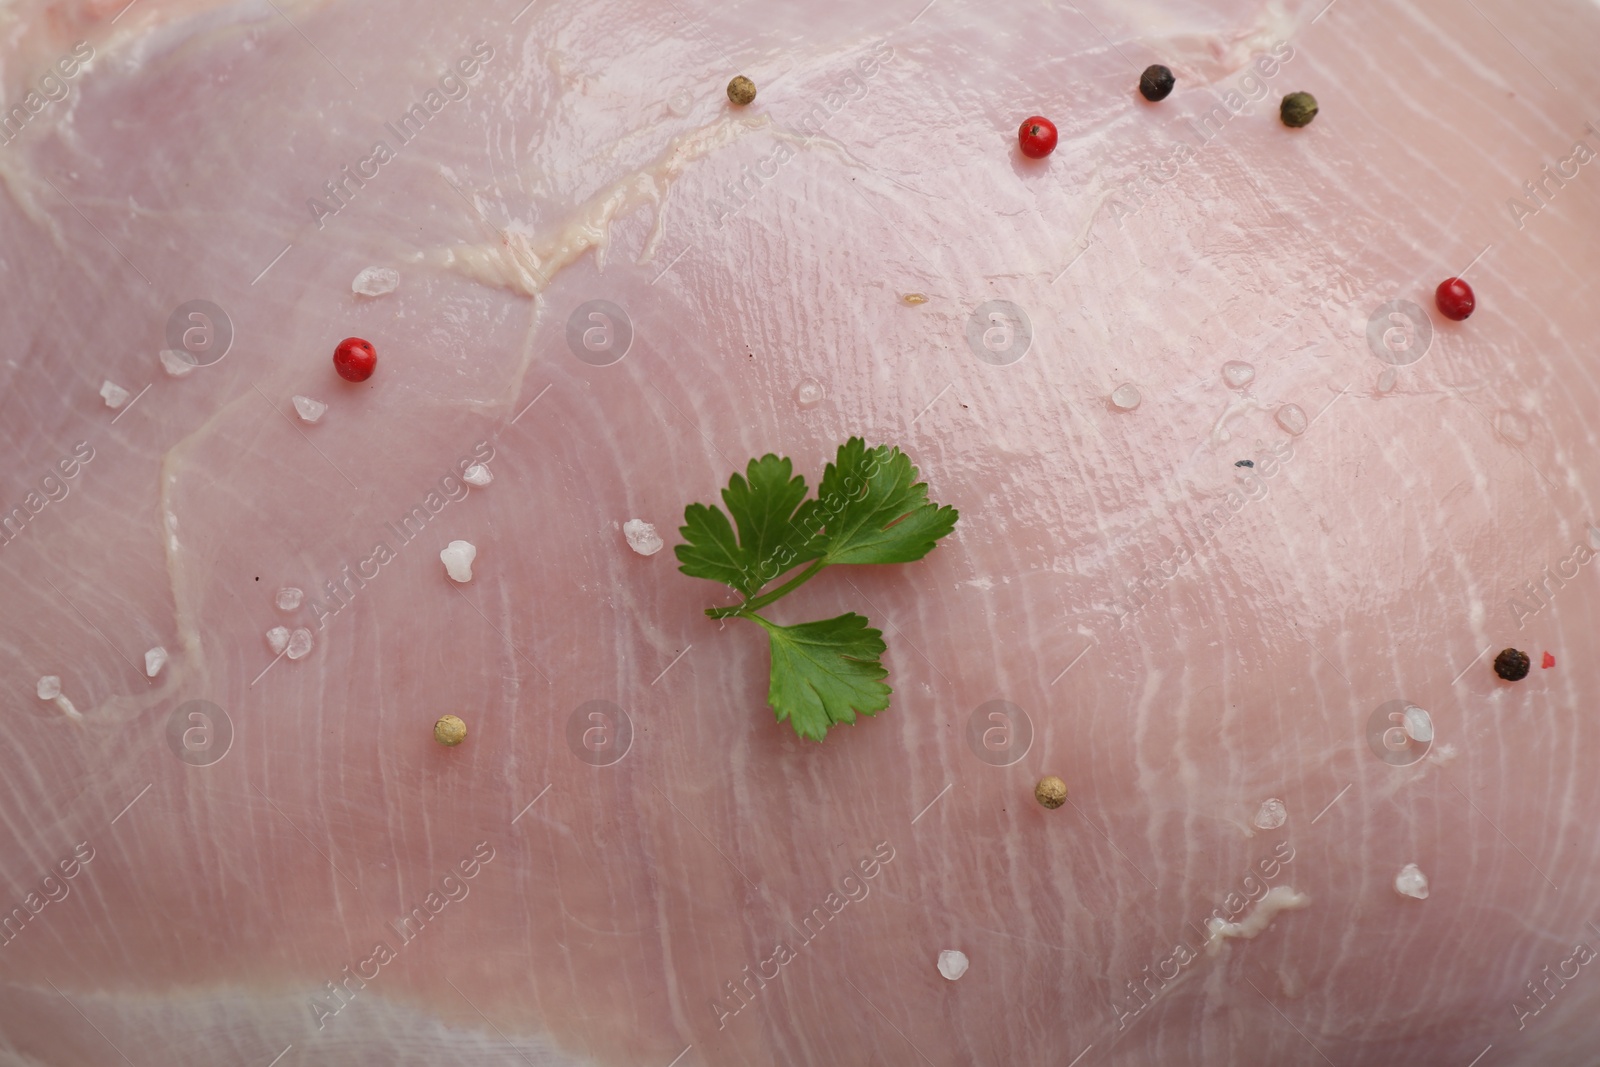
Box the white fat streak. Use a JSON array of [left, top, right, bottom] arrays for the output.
[[1204, 886, 1310, 955], [54, 695, 82, 721], [436, 114, 770, 298]]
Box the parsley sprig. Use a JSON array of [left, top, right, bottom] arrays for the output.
[[676, 438, 958, 741]]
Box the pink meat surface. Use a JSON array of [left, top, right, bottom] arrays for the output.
[[2, 0, 1599, 1063]]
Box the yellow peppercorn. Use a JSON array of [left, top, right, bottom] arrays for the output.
[[727, 75, 757, 106], [434, 714, 467, 746], [1035, 776, 1068, 809]]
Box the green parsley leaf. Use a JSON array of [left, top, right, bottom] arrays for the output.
[[753, 613, 889, 741], [805, 438, 960, 565], [675, 454, 820, 598], [676, 440, 957, 740]]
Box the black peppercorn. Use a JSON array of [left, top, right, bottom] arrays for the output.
[[1280, 92, 1318, 128], [1493, 648, 1530, 681], [1235, 460, 1254, 468], [1139, 64, 1175, 102]]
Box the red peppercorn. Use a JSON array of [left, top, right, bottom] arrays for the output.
[[1018, 116, 1058, 159], [1542, 651, 1555, 669], [333, 337, 377, 382], [1435, 277, 1475, 321]]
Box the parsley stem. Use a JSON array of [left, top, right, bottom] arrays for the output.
[[705, 558, 829, 619]]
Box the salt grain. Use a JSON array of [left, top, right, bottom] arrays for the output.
[[441, 540, 477, 582], [159, 349, 197, 377], [1275, 403, 1308, 436], [1394, 863, 1429, 900], [100, 380, 131, 409], [1253, 798, 1287, 830], [1222, 360, 1255, 388], [937, 949, 969, 981], [286, 628, 313, 660], [352, 267, 400, 296], [292, 395, 327, 423], [463, 464, 493, 487], [1402, 704, 1432, 743], [266, 626, 290, 655], [276, 587, 304, 611], [793, 379, 825, 409], [144, 646, 168, 677], [36, 675, 61, 700], [1110, 383, 1141, 411], [623, 519, 664, 556]]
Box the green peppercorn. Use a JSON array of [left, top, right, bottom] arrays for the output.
[[1493, 648, 1530, 681], [1280, 92, 1318, 128], [727, 75, 757, 106], [1139, 64, 1175, 102]]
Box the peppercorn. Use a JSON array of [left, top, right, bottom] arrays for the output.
[[434, 714, 468, 746], [1235, 460, 1254, 468], [1435, 277, 1475, 321], [1493, 648, 1530, 681], [1139, 64, 1175, 102], [1017, 115, 1058, 159], [1280, 92, 1318, 128], [333, 337, 378, 382], [727, 76, 757, 106], [1035, 776, 1068, 809]]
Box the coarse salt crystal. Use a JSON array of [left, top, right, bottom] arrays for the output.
[[276, 587, 304, 611], [101, 380, 131, 409], [463, 464, 493, 487], [1222, 360, 1256, 388], [286, 628, 313, 660], [144, 646, 168, 677], [1394, 863, 1429, 900], [266, 626, 290, 655], [1402, 705, 1433, 743], [1253, 798, 1287, 830], [441, 540, 477, 583], [159, 349, 197, 377], [352, 267, 400, 296], [36, 675, 61, 700], [292, 395, 327, 423], [623, 519, 663, 556], [937, 949, 969, 980]]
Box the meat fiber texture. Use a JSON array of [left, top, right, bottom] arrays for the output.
[[1, 0, 1598, 1064]]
